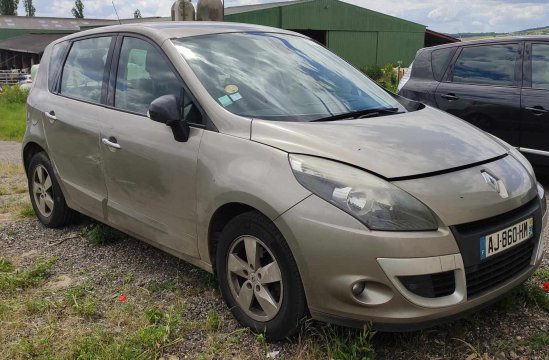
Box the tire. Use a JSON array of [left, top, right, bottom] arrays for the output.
[[216, 211, 307, 340], [27, 152, 77, 227]]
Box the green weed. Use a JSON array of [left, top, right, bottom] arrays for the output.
[[144, 280, 179, 293], [207, 309, 220, 331], [18, 204, 35, 218], [84, 223, 121, 246]]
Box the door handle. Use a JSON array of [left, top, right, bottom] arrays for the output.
[[441, 93, 459, 101], [44, 111, 57, 123], [102, 137, 121, 149], [525, 106, 548, 115]]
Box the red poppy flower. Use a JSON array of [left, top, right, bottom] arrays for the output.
[[542, 282, 549, 292], [118, 294, 128, 302]]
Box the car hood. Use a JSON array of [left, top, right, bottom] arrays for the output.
[[251, 106, 508, 179]]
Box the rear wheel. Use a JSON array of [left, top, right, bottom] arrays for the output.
[[27, 152, 77, 227], [216, 212, 307, 340]]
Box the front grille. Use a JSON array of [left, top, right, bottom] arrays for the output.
[[450, 197, 541, 298], [465, 240, 534, 298], [399, 271, 455, 298]]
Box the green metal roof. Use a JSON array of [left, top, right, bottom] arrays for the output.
[[225, 0, 426, 32]]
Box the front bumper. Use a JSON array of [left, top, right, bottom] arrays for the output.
[[275, 190, 547, 330]]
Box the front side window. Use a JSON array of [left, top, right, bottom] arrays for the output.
[[532, 43, 549, 90], [173, 33, 404, 122], [115, 37, 181, 115], [452, 44, 518, 86], [48, 41, 68, 92], [60, 36, 112, 103]]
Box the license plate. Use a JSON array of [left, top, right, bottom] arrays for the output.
[[480, 218, 534, 260]]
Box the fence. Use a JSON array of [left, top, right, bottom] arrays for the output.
[[0, 69, 23, 85]]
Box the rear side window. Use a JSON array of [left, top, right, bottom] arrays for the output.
[[532, 43, 549, 90], [452, 44, 518, 86], [60, 36, 113, 103], [431, 48, 453, 81], [48, 41, 68, 92]]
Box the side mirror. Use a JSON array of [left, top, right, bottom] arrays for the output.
[[148, 94, 190, 142]]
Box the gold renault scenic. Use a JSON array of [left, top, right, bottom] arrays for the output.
[[23, 22, 547, 340]]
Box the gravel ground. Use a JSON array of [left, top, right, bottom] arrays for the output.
[[1, 142, 548, 359], [0, 140, 21, 164]]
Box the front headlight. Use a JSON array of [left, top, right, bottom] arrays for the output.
[[538, 182, 547, 214], [289, 154, 438, 231]]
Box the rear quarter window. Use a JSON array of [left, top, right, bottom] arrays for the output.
[[48, 41, 69, 92], [532, 43, 549, 90], [431, 47, 454, 81]]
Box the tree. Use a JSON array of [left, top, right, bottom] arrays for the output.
[[23, 0, 35, 16], [71, 0, 84, 18], [0, 0, 19, 15], [134, 9, 142, 19]]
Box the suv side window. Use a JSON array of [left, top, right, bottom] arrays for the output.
[[60, 36, 112, 103], [431, 48, 454, 81], [115, 37, 182, 115], [452, 44, 518, 86], [48, 41, 69, 92], [531, 43, 549, 90]]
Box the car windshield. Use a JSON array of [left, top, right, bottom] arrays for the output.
[[172, 33, 405, 122]]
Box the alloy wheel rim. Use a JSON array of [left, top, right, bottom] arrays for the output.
[[227, 235, 283, 322], [32, 165, 54, 217]]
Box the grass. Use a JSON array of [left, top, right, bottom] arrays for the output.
[[296, 322, 377, 360], [65, 281, 97, 318], [525, 331, 549, 350], [0, 102, 26, 142], [0, 257, 55, 291], [0, 257, 191, 360]]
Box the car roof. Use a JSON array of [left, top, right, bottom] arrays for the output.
[[423, 35, 549, 52], [52, 21, 302, 45]]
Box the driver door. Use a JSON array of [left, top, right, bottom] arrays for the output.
[[100, 35, 204, 257]]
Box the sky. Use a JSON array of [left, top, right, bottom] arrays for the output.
[[16, 0, 549, 34]]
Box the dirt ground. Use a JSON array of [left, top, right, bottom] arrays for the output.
[[1, 141, 548, 359]]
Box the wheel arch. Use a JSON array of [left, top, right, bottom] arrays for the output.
[[23, 141, 47, 175], [207, 202, 264, 272]]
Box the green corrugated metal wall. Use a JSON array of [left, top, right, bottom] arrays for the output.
[[376, 31, 425, 66], [225, 0, 425, 67], [327, 31, 377, 66]]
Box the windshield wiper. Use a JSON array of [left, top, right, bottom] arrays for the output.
[[310, 107, 402, 122]]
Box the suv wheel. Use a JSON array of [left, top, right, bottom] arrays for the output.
[[216, 212, 307, 340], [27, 152, 77, 227]]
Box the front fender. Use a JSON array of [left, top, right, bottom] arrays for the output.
[[195, 131, 311, 265]]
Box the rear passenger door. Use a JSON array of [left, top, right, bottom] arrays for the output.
[[42, 36, 114, 220], [434, 43, 522, 146], [520, 42, 549, 168]]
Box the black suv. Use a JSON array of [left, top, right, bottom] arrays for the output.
[[398, 36, 549, 172]]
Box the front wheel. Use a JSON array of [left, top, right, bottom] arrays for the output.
[[216, 212, 307, 340]]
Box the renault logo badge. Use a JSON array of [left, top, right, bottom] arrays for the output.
[[481, 171, 508, 198]]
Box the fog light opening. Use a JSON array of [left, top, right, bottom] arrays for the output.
[[351, 281, 366, 296]]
